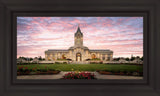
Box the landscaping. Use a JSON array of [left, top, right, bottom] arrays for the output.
[[17, 64, 143, 76], [97, 70, 143, 76], [17, 66, 60, 75], [62, 72, 96, 79]]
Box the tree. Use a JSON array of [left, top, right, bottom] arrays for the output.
[[113, 57, 120, 61], [38, 56, 42, 61], [136, 56, 140, 59], [131, 56, 136, 61], [29, 58, 33, 61], [125, 57, 130, 61], [19, 56, 27, 61], [141, 56, 143, 61]]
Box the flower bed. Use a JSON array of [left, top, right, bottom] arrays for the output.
[[62, 72, 96, 79], [35, 70, 60, 75], [17, 66, 60, 75], [97, 70, 143, 76]]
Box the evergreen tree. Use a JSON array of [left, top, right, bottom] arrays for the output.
[[131, 56, 136, 61]]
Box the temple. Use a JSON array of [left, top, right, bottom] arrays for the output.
[[45, 26, 113, 63]]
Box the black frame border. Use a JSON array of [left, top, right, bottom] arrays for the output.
[[0, 0, 160, 96]]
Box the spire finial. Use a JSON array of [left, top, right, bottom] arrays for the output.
[[77, 24, 81, 32], [75, 24, 83, 36], [77, 24, 80, 28]]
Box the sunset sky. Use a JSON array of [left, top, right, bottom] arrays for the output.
[[17, 17, 143, 58]]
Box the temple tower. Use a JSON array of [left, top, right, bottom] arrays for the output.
[[74, 26, 83, 47]]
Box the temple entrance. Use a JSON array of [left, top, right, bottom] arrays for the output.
[[62, 54, 66, 59], [76, 53, 81, 61], [92, 54, 96, 59]]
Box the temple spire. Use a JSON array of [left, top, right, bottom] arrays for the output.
[[74, 24, 83, 46], [77, 24, 81, 33], [75, 24, 83, 36]]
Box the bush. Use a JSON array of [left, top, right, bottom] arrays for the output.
[[17, 66, 30, 75], [63, 72, 96, 79], [123, 70, 127, 74], [40, 69, 48, 72], [91, 58, 101, 60], [112, 70, 120, 73], [55, 62, 61, 64], [37, 68, 41, 71], [63, 62, 67, 64], [90, 61, 103, 64], [99, 61, 103, 64], [90, 62, 97, 64], [48, 69, 55, 71]]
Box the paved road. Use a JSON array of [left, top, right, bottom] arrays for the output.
[[17, 72, 143, 80]]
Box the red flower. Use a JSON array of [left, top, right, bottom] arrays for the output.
[[63, 72, 95, 79], [18, 66, 23, 69]]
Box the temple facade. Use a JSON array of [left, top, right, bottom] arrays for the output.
[[45, 26, 113, 63]]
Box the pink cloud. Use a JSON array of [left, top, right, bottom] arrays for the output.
[[17, 17, 143, 58]]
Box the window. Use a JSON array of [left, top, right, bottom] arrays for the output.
[[108, 57, 110, 61], [102, 55, 105, 60]]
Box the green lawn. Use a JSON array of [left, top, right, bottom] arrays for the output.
[[17, 64, 143, 72]]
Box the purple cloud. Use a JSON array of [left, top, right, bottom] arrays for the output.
[[17, 17, 143, 58]]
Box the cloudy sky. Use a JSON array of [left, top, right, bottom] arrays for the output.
[[17, 17, 143, 58]]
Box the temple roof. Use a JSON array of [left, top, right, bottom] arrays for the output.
[[68, 46, 89, 50], [45, 49, 68, 53], [90, 49, 113, 53]]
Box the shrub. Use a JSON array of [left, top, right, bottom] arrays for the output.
[[37, 68, 41, 71], [31, 67, 37, 72], [99, 61, 103, 64], [63, 72, 96, 79], [123, 70, 127, 74], [40, 69, 48, 72], [112, 70, 120, 73], [55, 62, 61, 64], [17, 66, 30, 75], [63, 62, 67, 64], [90, 62, 97, 64], [48, 69, 55, 71], [91, 58, 101, 60]]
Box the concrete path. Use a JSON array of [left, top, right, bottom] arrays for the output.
[[17, 71, 143, 79]]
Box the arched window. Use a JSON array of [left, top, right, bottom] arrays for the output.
[[92, 54, 96, 59], [62, 54, 66, 59], [107, 57, 110, 61], [102, 55, 105, 60], [76, 53, 81, 61]]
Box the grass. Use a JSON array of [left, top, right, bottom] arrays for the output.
[[17, 64, 143, 72]]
